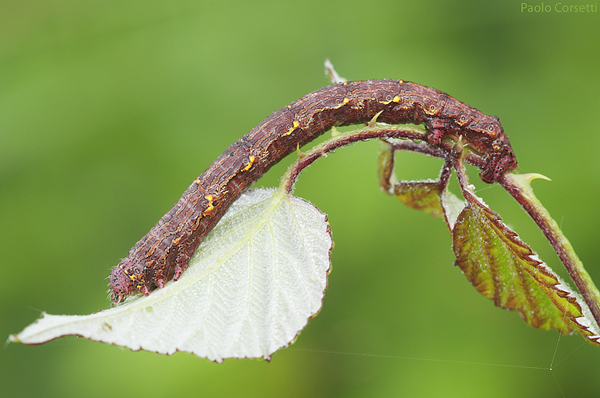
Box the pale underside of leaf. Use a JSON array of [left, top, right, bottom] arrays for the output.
[[11, 189, 333, 362], [439, 187, 465, 231]]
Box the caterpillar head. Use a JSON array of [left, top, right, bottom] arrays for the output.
[[109, 258, 143, 303], [479, 136, 517, 183]]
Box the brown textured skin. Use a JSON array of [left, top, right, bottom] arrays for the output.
[[109, 79, 517, 302]]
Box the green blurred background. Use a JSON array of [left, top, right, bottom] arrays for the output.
[[2, 1, 599, 397]]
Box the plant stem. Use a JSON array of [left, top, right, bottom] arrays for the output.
[[279, 124, 431, 195], [279, 123, 486, 195], [501, 173, 600, 329], [279, 121, 600, 335]]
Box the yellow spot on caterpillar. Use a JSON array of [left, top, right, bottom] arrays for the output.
[[424, 104, 438, 116], [242, 155, 256, 171], [333, 97, 350, 109], [118, 263, 136, 281], [284, 120, 300, 136], [331, 126, 341, 137], [381, 95, 402, 105], [203, 195, 215, 216], [193, 179, 201, 185]]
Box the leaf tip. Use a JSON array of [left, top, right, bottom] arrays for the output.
[[7, 334, 20, 344]]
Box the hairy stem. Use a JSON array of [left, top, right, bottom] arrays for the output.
[[279, 121, 600, 332], [279, 123, 487, 195], [500, 174, 600, 329], [279, 123, 430, 195]]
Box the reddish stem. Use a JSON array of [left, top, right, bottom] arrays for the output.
[[281, 126, 429, 194], [282, 124, 600, 332], [500, 175, 600, 328]]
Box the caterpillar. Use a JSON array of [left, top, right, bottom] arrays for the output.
[[109, 79, 517, 303]]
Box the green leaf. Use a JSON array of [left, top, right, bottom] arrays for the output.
[[392, 181, 444, 218], [377, 138, 453, 219], [10, 189, 333, 362], [452, 191, 600, 343]]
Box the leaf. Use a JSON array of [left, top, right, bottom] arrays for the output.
[[439, 185, 465, 231], [452, 190, 600, 345], [10, 189, 333, 362], [392, 181, 444, 218], [377, 137, 447, 218], [377, 139, 396, 194]]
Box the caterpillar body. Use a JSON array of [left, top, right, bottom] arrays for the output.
[[109, 79, 517, 303]]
